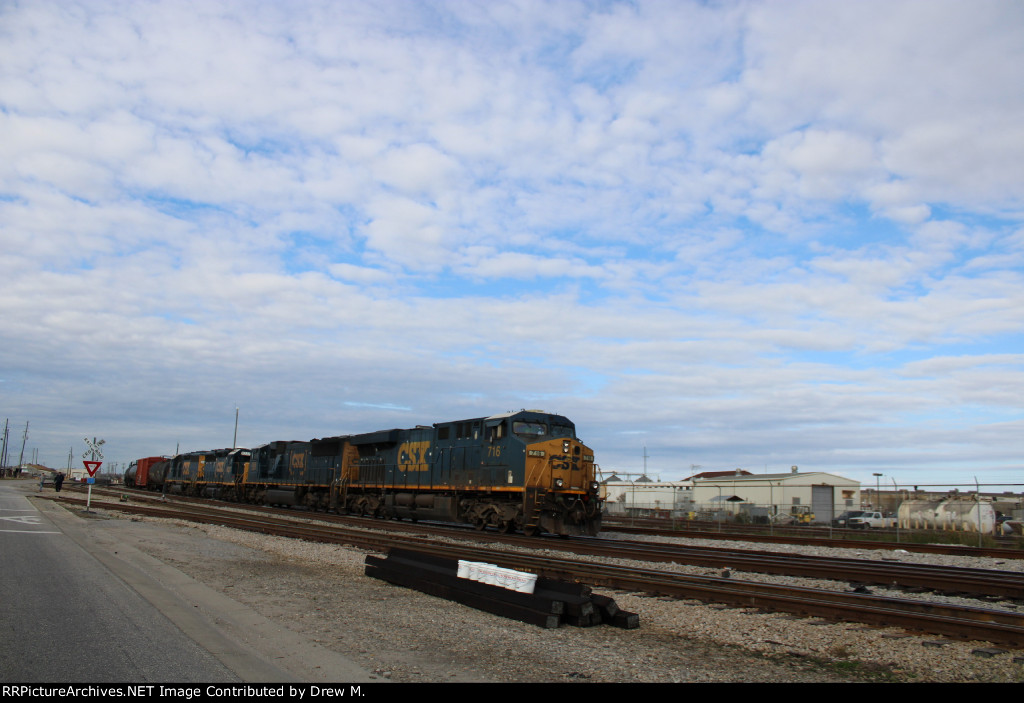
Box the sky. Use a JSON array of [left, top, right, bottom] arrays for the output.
[[1, 0, 1022, 491]]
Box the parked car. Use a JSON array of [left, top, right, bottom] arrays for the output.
[[848, 511, 897, 529], [832, 510, 865, 527]]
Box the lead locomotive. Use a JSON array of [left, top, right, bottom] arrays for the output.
[[127, 410, 602, 536]]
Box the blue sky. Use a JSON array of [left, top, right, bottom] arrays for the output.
[[1, 0, 1022, 491]]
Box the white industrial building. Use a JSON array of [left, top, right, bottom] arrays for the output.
[[602, 467, 861, 525], [601, 479, 693, 518]]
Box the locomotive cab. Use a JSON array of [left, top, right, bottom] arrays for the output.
[[509, 411, 602, 536]]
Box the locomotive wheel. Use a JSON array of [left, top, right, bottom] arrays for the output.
[[499, 520, 516, 534], [474, 517, 487, 531], [523, 525, 540, 537]]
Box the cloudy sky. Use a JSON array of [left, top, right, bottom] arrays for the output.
[[2, 0, 1022, 490]]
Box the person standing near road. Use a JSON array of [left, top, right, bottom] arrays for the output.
[[38, 473, 45, 491], [54, 471, 64, 492]]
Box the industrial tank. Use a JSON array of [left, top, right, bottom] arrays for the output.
[[898, 496, 995, 532]]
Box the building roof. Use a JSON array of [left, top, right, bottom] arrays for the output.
[[602, 470, 859, 487], [684, 470, 754, 481], [692, 471, 859, 485]]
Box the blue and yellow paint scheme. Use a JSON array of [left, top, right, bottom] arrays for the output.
[[148, 410, 602, 537]]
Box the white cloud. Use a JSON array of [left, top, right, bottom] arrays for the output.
[[0, 0, 1021, 486], [371, 143, 462, 197]]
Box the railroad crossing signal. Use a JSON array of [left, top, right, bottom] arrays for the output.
[[83, 437, 105, 462], [81, 437, 106, 512]]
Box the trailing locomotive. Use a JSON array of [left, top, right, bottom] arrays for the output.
[[129, 410, 602, 536]]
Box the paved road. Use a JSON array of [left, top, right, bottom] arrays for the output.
[[0, 482, 251, 682], [0, 480, 377, 684]]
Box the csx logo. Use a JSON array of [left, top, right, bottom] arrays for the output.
[[398, 441, 430, 472]]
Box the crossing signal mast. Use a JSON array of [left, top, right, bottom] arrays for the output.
[[82, 437, 105, 511]]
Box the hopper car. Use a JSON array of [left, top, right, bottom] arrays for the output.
[[128, 409, 602, 536]]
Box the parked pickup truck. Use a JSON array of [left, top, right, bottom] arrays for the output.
[[832, 510, 865, 527], [847, 511, 897, 529]]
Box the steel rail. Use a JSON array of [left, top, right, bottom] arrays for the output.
[[462, 551, 1024, 648], [74, 485, 1024, 557], [558, 536, 1024, 600], [62, 489, 1024, 599], [45, 494, 1024, 648], [603, 520, 1024, 559]]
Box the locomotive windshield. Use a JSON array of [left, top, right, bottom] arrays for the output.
[[513, 421, 547, 436], [512, 420, 576, 439], [550, 422, 575, 438]]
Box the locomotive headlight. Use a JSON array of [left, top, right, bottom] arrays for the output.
[[562, 440, 571, 453], [590, 481, 599, 491], [554, 478, 564, 488]]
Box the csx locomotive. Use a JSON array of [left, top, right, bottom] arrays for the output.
[[126, 409, 602, 536]]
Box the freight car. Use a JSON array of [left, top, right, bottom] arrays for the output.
[[134, 410, 602, 536], [124, 456, 170, 489]]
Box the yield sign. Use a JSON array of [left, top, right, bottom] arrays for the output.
[[83, 461, 103, 477]]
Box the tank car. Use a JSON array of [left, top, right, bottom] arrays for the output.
[[124, 456, 170, 489], [898, 496, 996, 532]]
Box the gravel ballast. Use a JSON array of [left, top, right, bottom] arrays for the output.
[[61, 500, 1024, 683]]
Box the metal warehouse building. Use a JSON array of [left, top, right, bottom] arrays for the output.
[[602, 467, 861, 525]]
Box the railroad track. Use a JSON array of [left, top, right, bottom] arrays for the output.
[[562, 536, 1024, 600], [603, 519, 1024, 559], [108, 484, 1024, 559], [43, 493, 1024, 648], [62, 486, 1024, 599]]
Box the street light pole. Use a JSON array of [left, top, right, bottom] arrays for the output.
[[873, 473, 883, 510]]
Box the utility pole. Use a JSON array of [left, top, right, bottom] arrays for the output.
[[17, 421, 28, 469]]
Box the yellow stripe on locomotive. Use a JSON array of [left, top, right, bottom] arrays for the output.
[[137, 409, 602, 536]]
